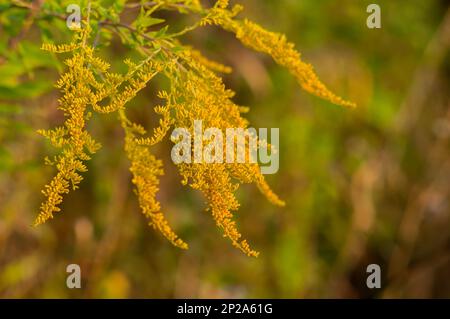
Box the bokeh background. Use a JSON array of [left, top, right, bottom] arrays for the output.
[[1, 0, 449, 298]]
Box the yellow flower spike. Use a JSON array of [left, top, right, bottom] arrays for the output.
[[165, 57, 284, 256], [233, 19, 356, 108], [202, 3, 356, 108], [186, 49, 232, 74], [35, 40, 101, 226], [41, 42, 80, 53], [122, 115, 188, 250]]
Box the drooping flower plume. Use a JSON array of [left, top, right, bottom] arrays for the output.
[[35, 0, 355, 257]]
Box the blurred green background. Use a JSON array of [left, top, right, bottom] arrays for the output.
[[0, 0, 449, 298]]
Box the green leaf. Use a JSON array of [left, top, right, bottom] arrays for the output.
[[133, 7, 166, 31], [141, 17, 166, 29], [153, 25, 169, 39]]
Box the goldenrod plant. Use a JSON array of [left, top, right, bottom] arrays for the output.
[[6, 0, 355, 257]]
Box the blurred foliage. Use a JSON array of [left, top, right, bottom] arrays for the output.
[[0, 0, 449, 298]]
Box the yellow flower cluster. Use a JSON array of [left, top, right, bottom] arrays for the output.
[[41, 43, 80, 53], [135, 91, 174, 146], [36, 1, 355, 257], [120, 110, 188, 249], [187, 49, 232, 74], [36, 32, 101, 226], [164, 59, 285, 256]]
